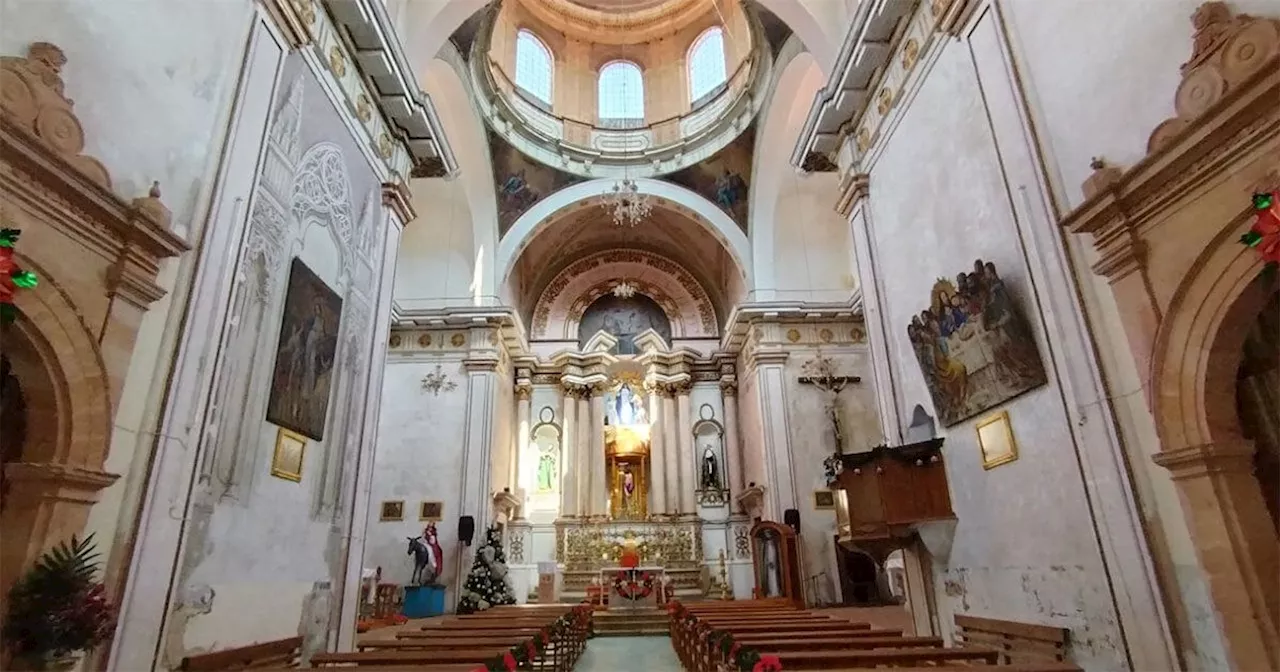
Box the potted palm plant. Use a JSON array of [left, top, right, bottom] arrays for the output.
[[3, 534, 116, 670]]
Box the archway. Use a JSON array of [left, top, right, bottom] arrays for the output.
[[835, 546, 882, 605], [1236, 289, 1280, 533]]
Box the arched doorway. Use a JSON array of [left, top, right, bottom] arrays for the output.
[[1235, 288, 1280, 533], [0, 352, 28, 508], [835, 546, 882, 605]]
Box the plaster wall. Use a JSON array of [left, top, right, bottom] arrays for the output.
[[365, 355, 470, 593], [770, 171, 857, 302], [736, 357, 766, 494], [0, 0, 253, 607], [861, 33, 1125, 670], [395, 178, 476, 309], [998, 2, 1280, 665]]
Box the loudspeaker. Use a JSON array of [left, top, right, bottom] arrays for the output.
[[784, 508, 800, 534], [458, 515, 476, 546]]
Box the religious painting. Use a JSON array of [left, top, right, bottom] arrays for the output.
[[266, 258, 343, 440], [490, 132, 584, 236], [379, 500, 404, 522], [419, 501, 444, 521], [662, 127, 754, 232], [577, 293, 672, 355], [813, 489, 836, 509], [607, 383, 650, 426], [976, 410, 1019, 470], [906, 259, 1047, 427], [270, 427, 306, 483]]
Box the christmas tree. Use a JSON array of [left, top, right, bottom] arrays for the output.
[[456, 523, 516, 614]]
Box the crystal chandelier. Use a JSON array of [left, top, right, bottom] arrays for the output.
[[606, 178, 652, 227], [611, 280, 639, 298]]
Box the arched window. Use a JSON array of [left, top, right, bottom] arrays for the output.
[[514, 29, 553, 106], [597, 61, 645, 125], [687, 27, 727, 105]]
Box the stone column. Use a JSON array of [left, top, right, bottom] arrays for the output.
[[720, 378, 745, 508], [661, 388, 679, 514], [676, 383, 696, 515], [590, 387, 608, 516], [575, 390, 592, 516], [513, 381, 532, 518], [559, 385, 578, 517], [647, 386, 668, 514], [752, 351, 795, 520], [459, 350, 500, 527]]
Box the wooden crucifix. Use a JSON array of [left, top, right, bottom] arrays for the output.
[[799, 354, 861, 453]]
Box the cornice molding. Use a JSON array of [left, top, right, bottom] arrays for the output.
[[834, 172, 870, 218]]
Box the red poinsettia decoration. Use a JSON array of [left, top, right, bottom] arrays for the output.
[[502, 651, 517, 671], [1242, 191, 1280, 269], [1, 228, 38, 324], [752, 654, 783, 672]]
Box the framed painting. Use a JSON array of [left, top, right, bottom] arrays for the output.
[[266, 258, 343, 440], [419, 501, 443, 521], [976, 410, 1019, 470], [270, 427, 306, 482], [813, 489, 836, 510], [906, 258, 1047, 426], [379, 500, 404, 521]]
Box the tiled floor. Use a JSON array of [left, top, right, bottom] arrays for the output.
[[575, 635, 683, 672]]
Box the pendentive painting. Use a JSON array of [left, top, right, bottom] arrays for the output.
[[906, 259, 1046, 426], [662, 127, 753, 232], [266, 258, 343, 440], [491, 132, 584, 236]]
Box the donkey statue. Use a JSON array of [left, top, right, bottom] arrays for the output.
[[407, 522, 443, 586]]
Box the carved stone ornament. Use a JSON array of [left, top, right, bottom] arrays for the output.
[[696, 488, 729, 507], [1, 43, 113, 188], [1147, 3, 1279, 153]]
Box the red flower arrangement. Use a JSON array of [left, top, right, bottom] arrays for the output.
[[612, 569, 655, 601], [0, 228, 38, 324], [1242, 191, 1280, 271], [2, 535, 116, 667], [472, 604, 592, 672]]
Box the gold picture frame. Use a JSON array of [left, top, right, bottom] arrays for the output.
[[379, 500, 405, 521], [270, 427, 306, 482], [813, 489, 836, 510], [419, 501, 443, 521], [976, 410, 1018, 470]]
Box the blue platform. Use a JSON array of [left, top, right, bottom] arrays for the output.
[[402, 584, 446, 618]]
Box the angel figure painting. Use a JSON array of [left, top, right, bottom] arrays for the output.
[[266, 258, 343, 440], [906, 259, 1046, 426]]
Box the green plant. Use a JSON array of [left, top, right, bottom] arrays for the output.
[[3, 534, 117, 663]]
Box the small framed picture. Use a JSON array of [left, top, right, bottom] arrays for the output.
[[379, 500, 405, 522], [976, 410, 1018, 470], [812, 489, 836, 510], [420, 501, 443, 521], [270, 428, 307, 482]]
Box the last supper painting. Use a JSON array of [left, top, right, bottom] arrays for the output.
[[266, 258, 343, 440], [906, 259, 1047, 426]]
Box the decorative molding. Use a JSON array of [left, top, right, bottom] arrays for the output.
[[835, 173, 870, 218], [381, 180, 416, 225]]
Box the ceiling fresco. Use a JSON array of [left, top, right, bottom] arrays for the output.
[[661, 126, 754, 233], [491, 131, 585, 236]]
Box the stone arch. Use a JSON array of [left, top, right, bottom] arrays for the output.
[[530, 249, 717, 340], [498, 178, 751, 288], [6, 255, 111, 468], [1150, 214, 1280, 668], [292, 141, 357, 278]]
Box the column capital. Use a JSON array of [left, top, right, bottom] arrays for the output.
[[381, 181, 417, 226], [561, 382, 589, 399], [668, 381, 693, 397], [1152, 440, 1256, 481], [462, 355, 500, 373], [719, 378, 739, 397], [835, 172, 870, 218], [515, 382, 533, 401]]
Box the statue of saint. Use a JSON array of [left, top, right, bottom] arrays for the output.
[[632, 392, 648, 424], [701, 446, 720, 489], [536, 453, 556, 492], [763, 534, 782, 597], [615, 385, 635, 425]]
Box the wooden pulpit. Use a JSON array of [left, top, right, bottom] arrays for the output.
[[828, 438, 954, 558]]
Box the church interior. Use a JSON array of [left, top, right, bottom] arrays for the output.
[[0, 0, 1277, 670]]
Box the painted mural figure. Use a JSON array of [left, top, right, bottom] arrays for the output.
[[905, 259, 1047, 426], [714, 169, 745, 211]]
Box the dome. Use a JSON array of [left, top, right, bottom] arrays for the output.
[[469, 0, 772, 179]]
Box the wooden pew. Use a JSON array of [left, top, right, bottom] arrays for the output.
[[954, 613, 1071, 665], [765, 646, 1000, 669], [730, 635, 944, 651], [179, 637, 301, 670]]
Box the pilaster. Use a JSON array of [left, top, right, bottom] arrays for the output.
[[460, 355, 499, 528], [751, 350, 794, 519], [660, 387, 679, 514], [719, 378, 745, 512], [674, 381, 696, 515], [559, 385, 580, 517], [588, 386, 608, 517], [513, 380, 533, 518], [647, 385, 669, 514]]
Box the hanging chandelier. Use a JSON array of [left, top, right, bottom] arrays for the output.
[[607, 178, 652, 227]]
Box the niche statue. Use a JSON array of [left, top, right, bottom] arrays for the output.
[[701, 446, 721, 490]]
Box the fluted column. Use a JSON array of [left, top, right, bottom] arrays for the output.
[[676, 383, 695, 515], [647, 387, 668, 514], [513, 382, 532, 518], [661, 388, 679, 514], [590, 387, 608, 516], [576, 390, 592, 516], [559, 385, 578, 517], [720, 378, 744, 509]]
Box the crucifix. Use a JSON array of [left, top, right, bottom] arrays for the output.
[[799, 354, 861, 453]]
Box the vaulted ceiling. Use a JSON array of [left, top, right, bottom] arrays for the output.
[[512, 202, 738, 324]]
